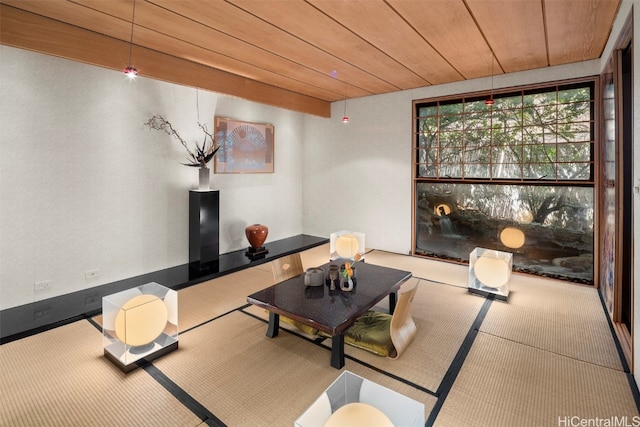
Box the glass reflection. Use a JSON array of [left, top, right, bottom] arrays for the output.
[[415, 183, 594, 284]]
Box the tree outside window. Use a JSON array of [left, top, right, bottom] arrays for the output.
[[413, 80, 595, 284]]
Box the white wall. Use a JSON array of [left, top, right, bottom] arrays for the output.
[[0, 46, 304, 310], [303, 61, 600, 255]]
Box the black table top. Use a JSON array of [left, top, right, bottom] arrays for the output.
[[247, 261, 412, 336]]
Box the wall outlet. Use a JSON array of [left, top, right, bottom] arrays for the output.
[[34, 306, 52, 320], [34, 280, 52, 293], [84, 294, 101, 306], [85, 269, 100, 280]]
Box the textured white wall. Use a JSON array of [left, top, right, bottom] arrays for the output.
[[0, 46, 304, 309]]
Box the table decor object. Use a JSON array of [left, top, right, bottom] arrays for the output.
[[304, 267, 324, 286]]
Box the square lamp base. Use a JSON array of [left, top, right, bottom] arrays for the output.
[[468, 286, 509, 301], [104, 340, 178, 373]]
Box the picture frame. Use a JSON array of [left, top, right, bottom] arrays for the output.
[[214, 116, 274, 174]]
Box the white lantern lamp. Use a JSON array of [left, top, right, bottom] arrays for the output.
[[330, 230, 365, 262], [468, 247, 512, 301], [102, 282, 178, 372]]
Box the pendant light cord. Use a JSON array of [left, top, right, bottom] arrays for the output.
[[343, 83, 347, 116], [491, 55, 494, 94], [127, 0, 137, 66], [196, 89, 200, 123]]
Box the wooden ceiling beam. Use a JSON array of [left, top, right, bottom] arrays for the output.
[[0, 4, 330, 118]]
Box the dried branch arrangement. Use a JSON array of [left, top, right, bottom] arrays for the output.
[[144, 114, 221, 167]]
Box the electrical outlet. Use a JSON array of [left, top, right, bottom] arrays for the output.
[[34, 280, 52, 292], [84, 294, 100, 306], [85, 269, 100, 280], [34, 306, 52, 320]]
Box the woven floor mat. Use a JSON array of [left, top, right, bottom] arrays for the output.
[[365, 250, 469, 287], [153, 310, 436, 426], [179, 243, 331, 332], [480, 273, 622, 370], [435, 332, 638, 427], [0, 320, 200, 427], [91, 267, 274, 333], [177, 267, 274, 331], [337, 279, 483, 392]]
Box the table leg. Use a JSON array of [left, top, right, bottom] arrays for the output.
[[389, 291, 398, 314], [267, 312, 280, 338], [331, 333, 345, 369]]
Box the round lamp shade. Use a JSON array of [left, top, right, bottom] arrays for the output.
[[500, 227, 526, 249], [324, 403, 393, 427], [434, 203, 451, 216], [335, 234, 359, 258], [115, 294, 168, 346], [474, 255, 510, 289]]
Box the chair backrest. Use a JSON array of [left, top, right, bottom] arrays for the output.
[[388, 278, 419, 359], [271, 253, 304, 283]]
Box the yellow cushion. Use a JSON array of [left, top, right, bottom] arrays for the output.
[[281, 315, 319, 336], [344, 311, 394, 357]]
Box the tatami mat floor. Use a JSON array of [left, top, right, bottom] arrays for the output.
[[1, 244, 638, 426]]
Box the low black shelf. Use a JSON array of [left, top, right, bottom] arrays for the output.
[[0, 234, 328, 344]]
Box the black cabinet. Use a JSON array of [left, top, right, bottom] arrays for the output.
[[189, 190, 219, 268]]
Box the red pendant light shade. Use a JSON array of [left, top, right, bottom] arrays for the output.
[[124, 66, 138, 78], [485, 54, 495, 106], [342, 83, 349, 124]]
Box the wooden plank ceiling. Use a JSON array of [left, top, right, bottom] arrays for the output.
[[0, 0, 621, 117]]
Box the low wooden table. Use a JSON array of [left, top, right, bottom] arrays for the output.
[[247, 261, 412, 369]]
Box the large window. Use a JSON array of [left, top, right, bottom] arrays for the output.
[[413, 80, 596, 284]]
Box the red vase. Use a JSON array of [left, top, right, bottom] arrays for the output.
[[245, 224, 268, 248]]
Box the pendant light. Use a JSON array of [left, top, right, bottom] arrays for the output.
[[485, 54, 494, 106], [124, 0, 138, 78], [341, 83, 350, 124]]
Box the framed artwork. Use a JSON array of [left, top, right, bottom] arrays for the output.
[[214, 117, 274, 173]]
